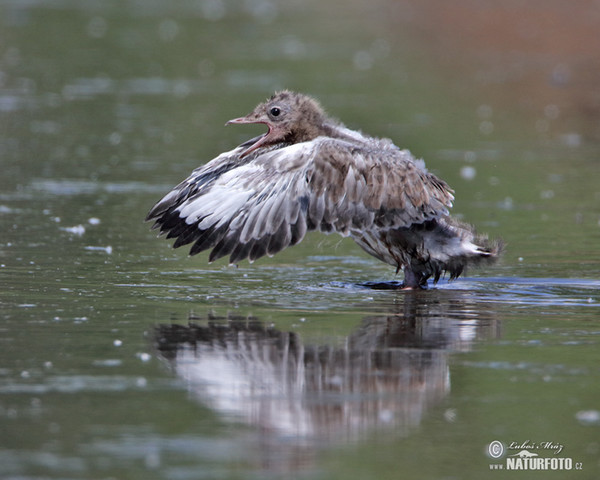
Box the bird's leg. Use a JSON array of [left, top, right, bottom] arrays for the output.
[[400, 267, 426, 290]]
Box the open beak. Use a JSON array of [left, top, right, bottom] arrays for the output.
[[225, 116, 258, 126], [226, 116, 272, 158]]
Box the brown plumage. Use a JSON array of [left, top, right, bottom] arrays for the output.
[[146, 91, 501, 288]]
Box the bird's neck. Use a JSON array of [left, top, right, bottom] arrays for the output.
[[282, 120, 363, 146]]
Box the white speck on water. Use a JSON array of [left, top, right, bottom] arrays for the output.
[[88, 217, 101, 225], [489, 176, 500, 186], [201, 0, 227, 21], [544, 104, 560, 120], [460, 165, 477, 180], [477, 104, 493, 119], [281, 35, 307, 59], [93, 359, 122, 367], [144, 451, 161, 469], [48, 423, 60, 434], [559, 133, 581, 148], [86, 16, 108, 38], [575, 410, 600, 426], [108, 132, 121, 145], [158, 18, 180, 42], [464, 151, 476, 162], [84, 245, 113, 254], [379, 409, 394, 424], [498, 197, 514, 210], [518, 257, 524, 262], [540, 190, 555, 199], [547, 173, 563, 183], [536, 119, 549, 133], [137, 352, 151, 363], [244, 0, 278, 23], [174, 81, 192, 98], [479, 120, 494, 135], [551, 63, 571, 86], [444, 408, 457, 423], [62, 225, 85, 235], [113, 339, 123, 347], [353, 50, 374, 71], [136, 377, 148, 387]]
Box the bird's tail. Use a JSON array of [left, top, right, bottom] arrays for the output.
[[386, 217, 503, 286], [419, 216, 503, 282]]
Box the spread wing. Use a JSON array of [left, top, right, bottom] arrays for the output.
[[146, 137, 454, 264]]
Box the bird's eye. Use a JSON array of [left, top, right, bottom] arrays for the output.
[[269, 106, 281, 117]]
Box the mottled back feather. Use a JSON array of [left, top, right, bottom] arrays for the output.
[[147, 135, 454, 266]]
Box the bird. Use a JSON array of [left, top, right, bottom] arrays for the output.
[[146, 90, 501, 289]]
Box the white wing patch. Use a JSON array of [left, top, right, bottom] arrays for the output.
[[147, 136, 455, 265]]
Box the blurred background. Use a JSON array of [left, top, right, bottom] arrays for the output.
[[1, 1, 599, 479]]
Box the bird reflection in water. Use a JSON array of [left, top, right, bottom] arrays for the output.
[[155, 295, 499, 447]]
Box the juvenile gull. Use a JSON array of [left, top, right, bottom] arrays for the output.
[[147, 91, 501, 289]]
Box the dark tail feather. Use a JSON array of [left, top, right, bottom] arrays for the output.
[[393, 217, 503, 287]]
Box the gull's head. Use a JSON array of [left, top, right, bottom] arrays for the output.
[[226, 90, 327, 157]]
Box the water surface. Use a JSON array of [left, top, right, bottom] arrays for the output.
[[1, 1, 599, 479]]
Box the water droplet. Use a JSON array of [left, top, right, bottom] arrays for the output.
[[202, 0, 226, 21], [444, 408, 457, 422], [86, 16, 108, 39], [158, 19, 179, 42], [559, 133, 581, 148], [460, 165, 476, 181], [137, 352, 151, 362], [479, 120, 494, 135], [551, 63, 571, 86], [353, 50, 373, 71], [544, 104, 560, 120], [108, 132, 121, 145], [477, 104, 493, 119], [464, 151, 476, 162], [575, 410, 600, 426], [61, 225, 85, 236]]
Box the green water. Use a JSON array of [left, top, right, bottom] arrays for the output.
[[1, 1, 599, 479]]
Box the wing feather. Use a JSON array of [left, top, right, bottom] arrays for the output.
[[147, 136, 454, 264]]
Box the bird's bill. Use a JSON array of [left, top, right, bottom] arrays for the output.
[[225, 116, 259, 125], [226, 117, 274, 157]]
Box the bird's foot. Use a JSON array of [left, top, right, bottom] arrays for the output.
[[399, 268, 429, 290], [360, 281, 427, 291], [398, 282, 427, 291]]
